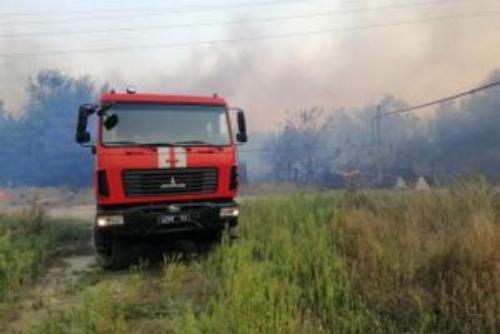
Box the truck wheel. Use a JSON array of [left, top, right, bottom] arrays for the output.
[[94, 231, 129, 270], [228, 225, 240, 239], [96, 240, 129, 270], [209, 229, 223, 244], [197, 230, 222, 254]]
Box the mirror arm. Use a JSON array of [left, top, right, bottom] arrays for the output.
[[97, 103, 115, 116], [82, 144, 97, 155], [81, 104, 97, 118]]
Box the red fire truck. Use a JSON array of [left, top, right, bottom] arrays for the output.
[[76, 89, 247, 269]]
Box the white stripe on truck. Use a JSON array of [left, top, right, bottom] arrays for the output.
[[175, 147, 187, 168], [158, 147, 170, 169]]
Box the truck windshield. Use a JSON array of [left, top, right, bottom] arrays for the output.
[[102, 104, 231, 146]]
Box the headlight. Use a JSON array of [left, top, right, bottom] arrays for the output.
[[220, 207, 240, 218], [96, 215, 124, 227]]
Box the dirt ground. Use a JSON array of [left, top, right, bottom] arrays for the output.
[[48, 205, 96, 222], [4, 203, 205, 333], [5, 205, 97, 333]]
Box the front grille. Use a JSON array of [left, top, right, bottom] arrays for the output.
[[123, 168, 218, 198]]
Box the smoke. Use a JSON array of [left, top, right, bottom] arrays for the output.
[[0, 0, 499, 131], [0, 37, 41, 114], [0, 70, 99, 186], [146, 2, 499, 131], [264, 68, 500, 185]]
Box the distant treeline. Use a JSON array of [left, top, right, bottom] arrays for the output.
[[265, 70, 500, 186], [0, 71, 99, 187], [1, 69, 499, 187]]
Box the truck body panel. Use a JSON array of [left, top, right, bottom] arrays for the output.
[[96, 146, 237, 206]]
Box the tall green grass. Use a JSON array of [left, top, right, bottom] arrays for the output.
[[0, 207, 87, 312], [191, 195, 376, 333], [32, 178, 500, 333]]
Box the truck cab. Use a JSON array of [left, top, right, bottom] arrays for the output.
[[76, 90, 247, 268]]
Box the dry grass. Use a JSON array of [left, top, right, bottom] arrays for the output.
[[23, 177, 500, 333], [337, 177, 500, 333]]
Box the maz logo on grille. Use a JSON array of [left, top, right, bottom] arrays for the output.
[[123, 168, 217, 197], [160, 177, 187, 189]]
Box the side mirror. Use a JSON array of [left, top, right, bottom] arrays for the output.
[[76, 131, 91, 144], [76, 104, 96, 144], [104, 114, 119, 130], [236, 110, 248, 143]]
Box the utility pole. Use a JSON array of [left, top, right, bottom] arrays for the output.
[[374, 105, 383, 183]]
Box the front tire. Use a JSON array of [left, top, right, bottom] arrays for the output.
[[94, 228, 129, 270], [196, 229, 222, 254]]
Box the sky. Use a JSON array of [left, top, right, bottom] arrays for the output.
[[0, 0, 499, 131]]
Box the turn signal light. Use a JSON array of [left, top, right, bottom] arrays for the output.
[[230, 166, 239, 191], [97, 170, 110, 197]]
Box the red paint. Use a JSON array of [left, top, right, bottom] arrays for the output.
[[94, 93, 239, 207], [100, 93, 227, 106], [169, 147, 176, 169]]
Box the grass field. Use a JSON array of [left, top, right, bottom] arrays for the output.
[[0, 207, 89, 325], [2, 178, 499, 333]]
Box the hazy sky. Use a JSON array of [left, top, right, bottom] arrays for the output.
[[0, 0, 499, 131]]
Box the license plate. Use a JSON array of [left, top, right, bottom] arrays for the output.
[[159, 214, 190, 225]]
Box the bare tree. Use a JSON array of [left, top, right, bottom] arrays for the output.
[[266, 108, 335, 184]]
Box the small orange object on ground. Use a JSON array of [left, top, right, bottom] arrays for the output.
[[0, 189, 8, 201]]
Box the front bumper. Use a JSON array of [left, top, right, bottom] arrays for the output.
[[95, 201, 238, 237]]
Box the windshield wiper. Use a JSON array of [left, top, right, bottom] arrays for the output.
[[105, 141, 142, 146], [174, 140, 217, 147], [105, 141, 174, 147], [105, 140, 220, 147], [138, 142, 175, 147]]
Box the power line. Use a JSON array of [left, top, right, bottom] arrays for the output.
[[0, 9, 498, 59], [383, 80, 500, 116], [0, 0, 323, 25], [0, 0, 304, 17], [248, 80, 500, 154], [0, 0, 474, 26], [1, 0, 464, 18], [372, 78, 500, 178], [0, 0, 470, 38]]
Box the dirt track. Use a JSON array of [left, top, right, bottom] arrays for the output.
[[6, 202, 236, 332], [48, 205, 95, 222], [6, 206, 97, 333]]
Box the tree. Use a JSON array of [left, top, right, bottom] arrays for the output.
[[266, 108, 335, 184], [264, 69, 500, 186], [0, 70, 100, 187]]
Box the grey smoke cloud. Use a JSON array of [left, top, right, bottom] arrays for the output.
[[0, 0, 499, 131]]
